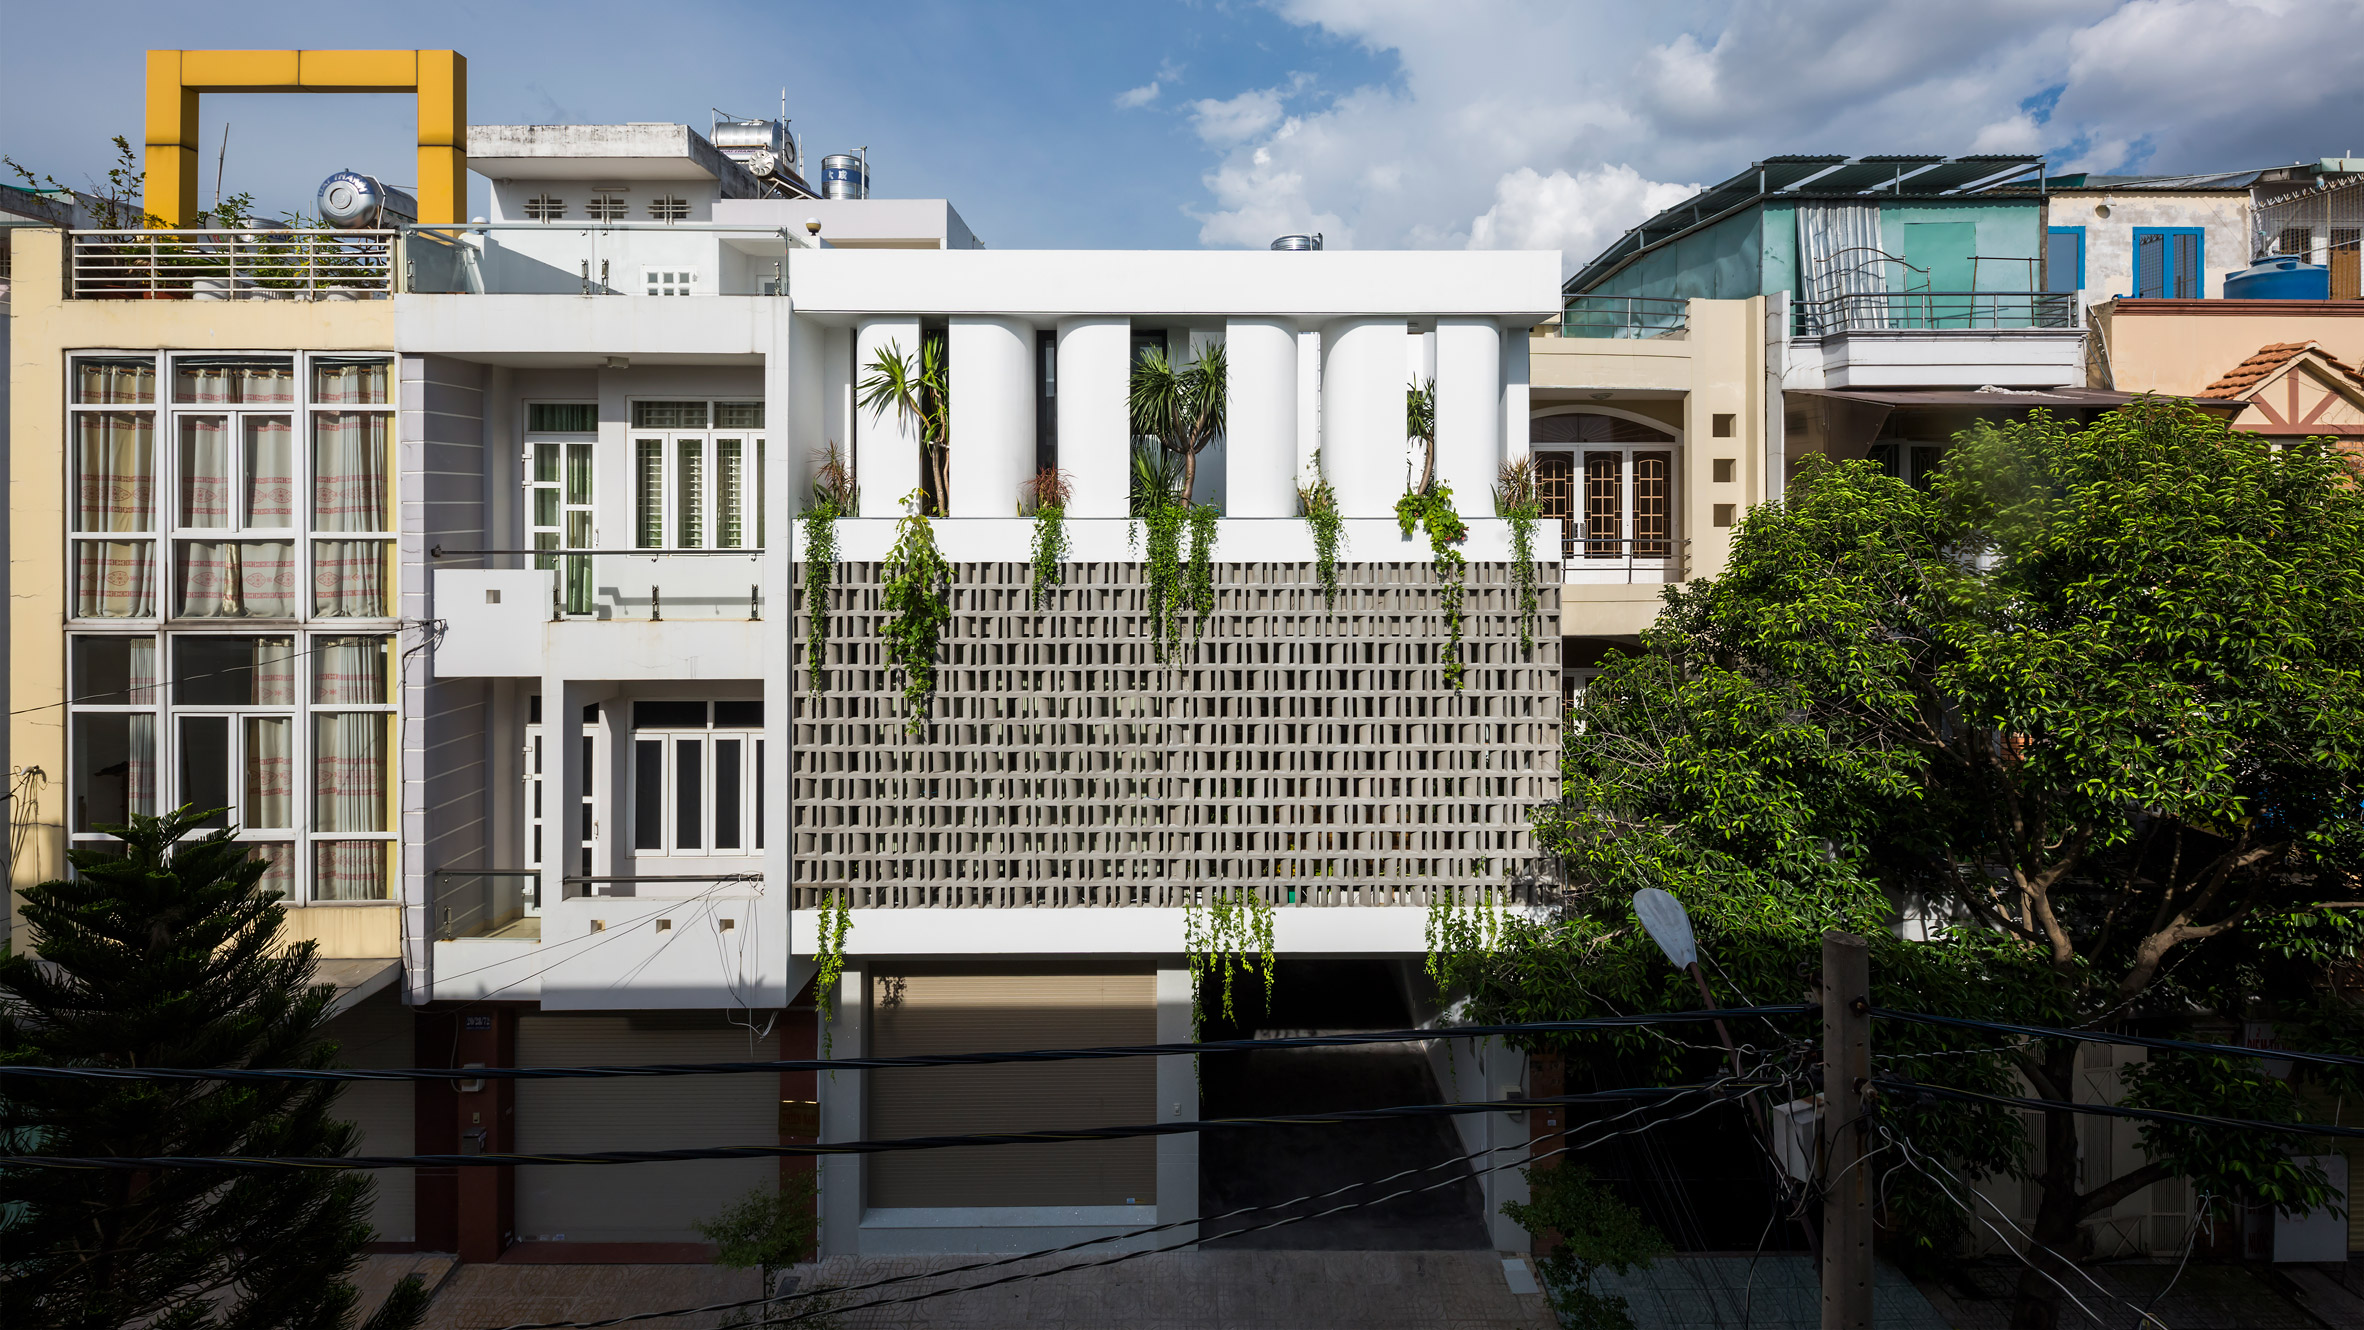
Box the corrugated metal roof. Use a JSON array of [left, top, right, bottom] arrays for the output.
[[1565, 154, 2044, 295]]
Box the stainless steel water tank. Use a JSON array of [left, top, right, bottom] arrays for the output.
[[1270, 233, 1323, 251], [821, 153, 869, 200], [316, 171, 417, 228], [712, 118, 785, 157]]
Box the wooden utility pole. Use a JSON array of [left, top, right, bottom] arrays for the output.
[[1822, 930, 1872, 1330]]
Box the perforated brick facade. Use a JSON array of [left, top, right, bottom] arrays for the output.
[[790, 560, 1562, 908]]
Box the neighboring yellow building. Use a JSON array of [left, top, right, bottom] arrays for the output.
[[8, 224, 402, 963]]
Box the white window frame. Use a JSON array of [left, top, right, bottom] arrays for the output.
[[64, 628, 396, 906], [627, 704, 763, 860], [1534, 442, 1680, 585], [626, 401, 765, 551], [66, 351, 164, 623]]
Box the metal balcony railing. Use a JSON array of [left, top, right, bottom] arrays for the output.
[[1792, 290, 2077, 335], [432, 868, 540, 940], [563, 873, 762, 901], [400, 222, 814, 296], [1547, 295, 1689, 339], [1558, 534, 1690, 584], [430, 546, 766, 620], [67, 229, 395, 299]]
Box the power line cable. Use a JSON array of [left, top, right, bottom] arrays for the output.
[[484, 1072, 1780, 1330], [1874, 1077, 2364, 1142], [0, 1006, 1815, 1084], [2, 1083, 1774, 1172], [1871, 1007, 2364, 1072], [506, 1076, 1789, 1330]]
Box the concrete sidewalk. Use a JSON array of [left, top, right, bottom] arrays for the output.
[[394, 1251, 1553, 1330]]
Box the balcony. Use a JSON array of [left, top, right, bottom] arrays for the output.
[[433, 868, 541, 940], [401, 223, 811, 296], [431, 550, 768, 679], [1544, 295, 1689, 340], [1792, 290, 2077, 335], [1559, 534, 1689, 585], [67, 229, 395, 300]]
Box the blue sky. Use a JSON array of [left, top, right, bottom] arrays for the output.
[[7, 1, 2361, 271]]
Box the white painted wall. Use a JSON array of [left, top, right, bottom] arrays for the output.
[[948, 315, 1036, 517], [854, 315, 922, 516], [1057, 318, 1131, 519], [1225, 318, 1299, 518], [1435, 318, 1504, 514], [1323, 318, 1410, 519]]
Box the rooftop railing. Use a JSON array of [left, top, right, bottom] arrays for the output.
[[1793, 290, 2077, 335], [67, 229, 395, 300], [401, 222, 812, 296], [1546, 295, 1689, 339]]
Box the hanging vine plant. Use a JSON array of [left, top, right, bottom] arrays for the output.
[[1496, 456, 1543, 653], [810, 886, 854, 1055], [1184, 886, 1277, 1038], [1298, 450, 1343, 614], [1397, 485, 1470, 689], [801, 442, 857, 693], [1128, 342, 1226, 662], [880, 490, 953, 736], [1022, 467, 1073, 609]]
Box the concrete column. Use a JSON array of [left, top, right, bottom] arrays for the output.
[[818, 963, 866, 1256], [1321, 317, 1409, 519], [853, 316, 922, 517], [453, 1007, 516, 1263], [1500, 324, 1532, 468], [1435, 318, 1504, 516], [1056, 317, 1130, 519], [820, 324, 853, 481], [948, 315, 1036, 517], [1224, 318, 1297, 518], [1296, 328, 1322, 482], [538, 677, 613, 913], [1155, 966, 1198, 1240]]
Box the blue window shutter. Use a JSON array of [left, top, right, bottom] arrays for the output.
[[2137, 232, 2164, 297], [2173, 231, 2202, 297]]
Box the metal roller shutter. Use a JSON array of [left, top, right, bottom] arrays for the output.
[[324, 991, 415, 1244], [515, 1012, 779, 1243], [868, 967, 1156, 1209]]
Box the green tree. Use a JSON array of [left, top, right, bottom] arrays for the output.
[[0, 807, 428, 1330], [1436, 401, 2364, 1330], [1128, 343, 1227, 504], [1407, 376, 1437, 495], [1502, 1165, 1668, 1330], [857, 336, 950, 516], [695, 1177, 831, 1324]]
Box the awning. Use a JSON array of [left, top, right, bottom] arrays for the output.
[[318, 957, 402, 1017]]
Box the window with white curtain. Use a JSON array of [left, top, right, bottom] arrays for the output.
[[69, 358, 159, 618], [67, 630, 394, 903]]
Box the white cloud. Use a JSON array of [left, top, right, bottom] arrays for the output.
[[1180, 0, 2364, 268], [1114, 82, 1161, 110], [1469, 166, 1701, 277]]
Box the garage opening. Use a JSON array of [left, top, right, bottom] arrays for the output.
[[1196, 959, 1490, 1249]]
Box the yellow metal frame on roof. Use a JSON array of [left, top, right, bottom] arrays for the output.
[[145, 49, 466, 226]]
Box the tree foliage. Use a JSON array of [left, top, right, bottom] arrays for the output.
[[1434, 401, 2364, 1329], [1128, 343, 1227, 503], [0, 808, 427, 1330], [1502, 1164, 1669, 1330]]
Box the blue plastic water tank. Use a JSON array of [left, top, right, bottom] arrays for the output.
[[2224, 255, 2332, 300]]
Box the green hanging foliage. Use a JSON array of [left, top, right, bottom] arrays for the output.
[[1395, 485, 1470, 689], [1023, 467, 1073, 610], [1183, 886, 1277, 1038], [879, 491, 953, 735], [1496, 456, 1543, 653], [1423, 887, 1504, 995], [1298, 449, 1343, 614], [809, 888, 854, 1056], [801, 442, 857, 694], [1132, 493, 1218, 662]]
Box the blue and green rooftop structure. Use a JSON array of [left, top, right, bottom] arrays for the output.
[[1559, 154, 2064, 337]]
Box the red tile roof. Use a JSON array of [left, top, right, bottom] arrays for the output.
[[2198, 340, 2364, 399]]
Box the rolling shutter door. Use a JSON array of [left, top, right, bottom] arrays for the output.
[[324, 990, 415, 1244], [868, 968, 1156, 1209], [515, 1012, 778, 1243]]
